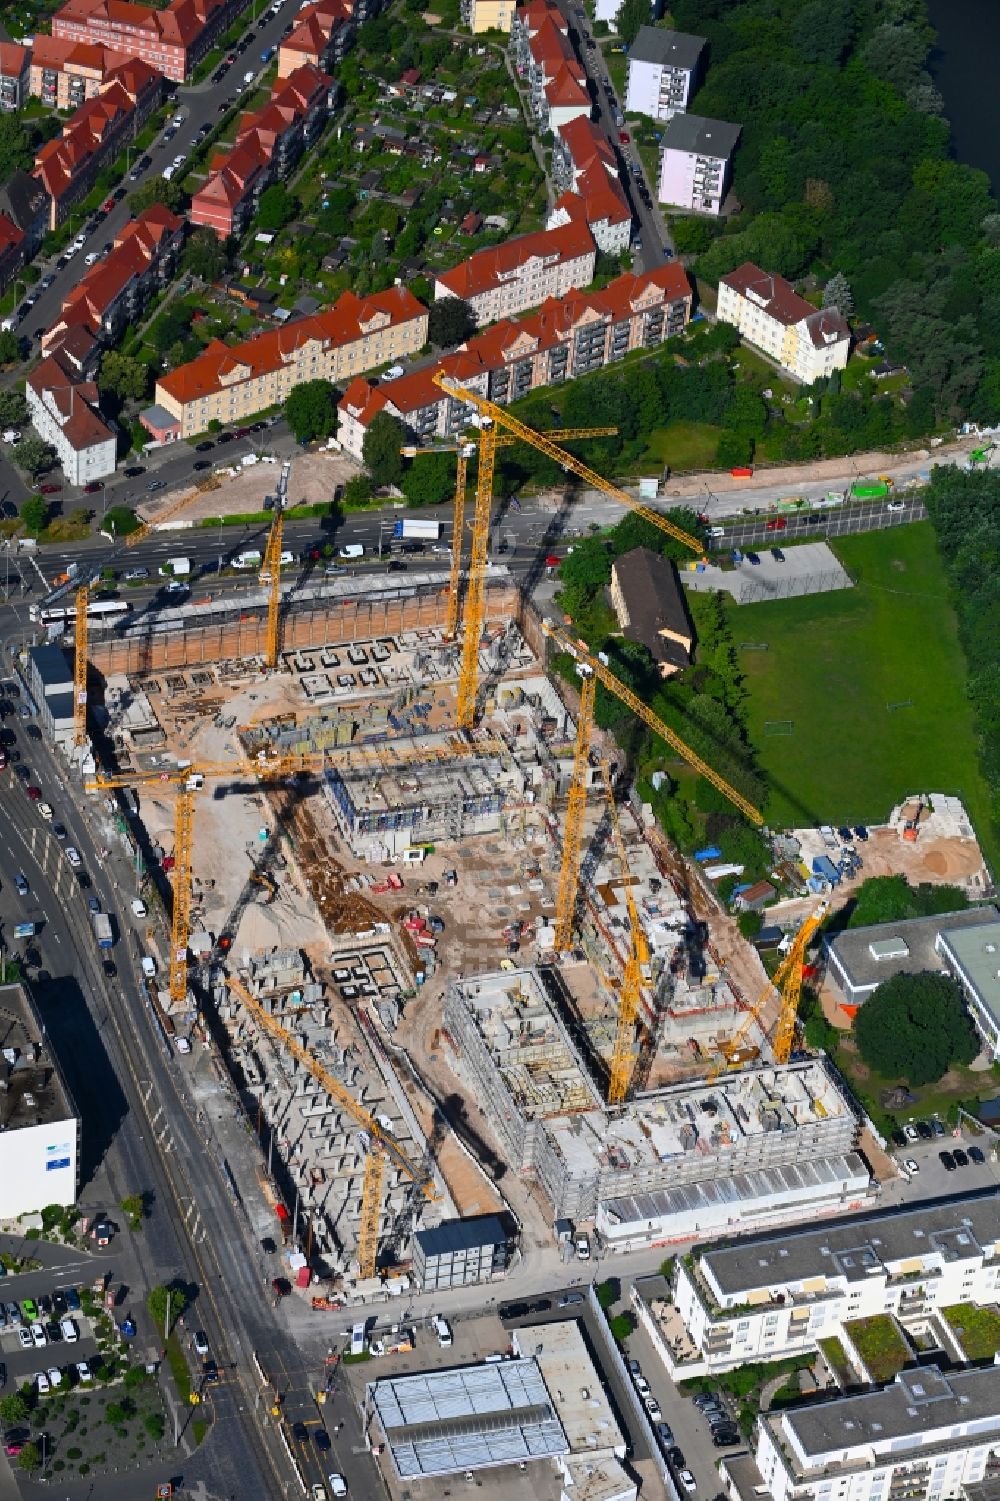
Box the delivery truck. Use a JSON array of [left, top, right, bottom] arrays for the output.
[[91, 912, 113, 950], [393, 518, 441, 541], [159, 557, 191, 577]]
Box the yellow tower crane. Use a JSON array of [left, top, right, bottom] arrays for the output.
[[707, 901, 829, 1077], [601, 761, 651, 1106], [402, 425, 616, 642], [543, 619, 764, 952], [87, 736, 510, 1009], [261, 459, 292, 670], [73, 585, 89, 747], [225, 974, 436, 1278]]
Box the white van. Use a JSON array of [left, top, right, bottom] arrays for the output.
[[60, 1318, 79, 1342], [233, 549, 263, 569], [337, 543, 364, 560], [431, 1315, 452, 1349]]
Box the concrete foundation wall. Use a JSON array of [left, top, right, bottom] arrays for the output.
[[90, 581, 519, 676]]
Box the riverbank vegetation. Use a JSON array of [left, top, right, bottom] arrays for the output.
[[674, 0, 1000, 427]]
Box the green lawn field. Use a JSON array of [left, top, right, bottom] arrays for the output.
[[730, 523, 997, 867]]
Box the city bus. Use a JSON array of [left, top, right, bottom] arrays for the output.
[[30, 599, 132, 628]]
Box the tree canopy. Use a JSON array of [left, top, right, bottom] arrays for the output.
[[285, 379, 338, 443], [428, 297, 476, 348], [362, 410, 406, 488], [853, 971, 979, 1086], [847, 875, 970, 929], [256, 184, 299, 233], [129, 175, 186, 215], [677, 0, 1000, 421]]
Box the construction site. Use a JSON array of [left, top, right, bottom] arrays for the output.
[[51, 384, 877, 1291]]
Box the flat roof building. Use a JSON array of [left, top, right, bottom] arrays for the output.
[[824, 907, 1000, 1006], [935, 920, 1000, 1058], [0, 981, 80, 1218], [26, 641, 76, 747], [649, 1191, 1000, 1378], [749, 1365, 1000, 1501], [410, 1214, 514, 1291], [445, 967, 860, 1232], [366, 1360, 570, 1480]]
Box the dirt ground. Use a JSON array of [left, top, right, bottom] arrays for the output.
[[136, 449, 356, 526]]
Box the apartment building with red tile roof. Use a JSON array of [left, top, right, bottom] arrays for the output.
[[340, 263, 691, 458], [191, 64, 332, 239], [28, 33, 126, 110], [0, 42, 31, 109], [548, 115, 631, 255], [52, 0, 247, 80], [155, 285, 428, 438], [44, 203, 183, 349], [717, 261, 850, 384], [25, 346, 116, 485], [510, 0, 589, 132], [434, 218, 596, 328], [277, 0, 353, 77], [33, 60, 161, 228]]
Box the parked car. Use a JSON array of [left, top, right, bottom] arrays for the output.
[[969, 1145, 985, 1164], [953, 1148, 969, 1167]]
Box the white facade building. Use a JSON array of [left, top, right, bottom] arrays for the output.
[[25, 348, 116, 486], [657, 112, 740, 216], [625, 26, 704, 121], [659, 1194, 1000, 1377], [717, 261, 851, 383], [0, 982, 79, 1218], [752, 1366, 1000, 1501], [935, 920, 1000, 1059]]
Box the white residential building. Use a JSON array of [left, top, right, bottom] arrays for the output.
[[717, 261, 851, 383], [0, 981, 79, 1218], [26, 345, 116, 486], [434, 220, 596, 328], [657, 112, 740, 216], [625, 26, 705, 121], [651, 1194, 1000, 1378], [747, 1366, 1000, 1501], [935, 919, 1000, 1059]]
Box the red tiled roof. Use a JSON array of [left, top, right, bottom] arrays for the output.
[[543, 61, 588, 108], [558, 115, 616, 178], [159, 286, 427, 405], [30, 32, 122, 72], [528, 14, 573, 65], [53, 0, 234, 52], [51, 204, 180, 337], [719, 261, 815, 328], [26, 349, 112, 453], [0, 211, 24, 256], [515, 0, 565, 35], [34, 80, 134, 200], [436, 219, 595, 302], [0, 42, 29, 75]]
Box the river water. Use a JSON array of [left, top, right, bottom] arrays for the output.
[[927, 0, 1000, 195]]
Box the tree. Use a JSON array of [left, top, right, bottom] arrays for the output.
[[99, 352, 150, 404], [256, 183, 299, 233], [362, 411, 406, 488], [792, 0, 854, 66], [0, 1392, 28, 1426], [120, 1193, 145, 1230], [615, 0, 648, 46], [0, 390, 27, 425], [17, 1443, 41, 1474], [147, 1280, 190, 1337], [129, 175, 186, 215], [427, 297, 476, 348], [20, 496, 48, 534], [823, 271, 854, 318], [183, 227, 228, 283], [715, 430, 753, 468], [847, 874, 969, 929], [400, 450, 455, 507], [853, 971, 979, 1086], [284, 379, 338, 443], [143, 1412, 165, 1440], [0, 115, 33, 183], [0, 330, 20, 365], [342, 473, 373, 508], [15, 436, 54, 476]]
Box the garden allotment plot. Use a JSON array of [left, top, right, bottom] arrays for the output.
[[728, 524, 996, 863]]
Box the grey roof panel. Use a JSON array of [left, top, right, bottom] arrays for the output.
[[629, 26, 705, 70], [662, 113, 741, 159]]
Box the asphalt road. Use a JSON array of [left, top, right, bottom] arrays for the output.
[[0, 715, 301, 1499], [556, 1, 670, 273]]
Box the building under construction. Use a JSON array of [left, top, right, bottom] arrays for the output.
[[443, 968, 864, 1234]]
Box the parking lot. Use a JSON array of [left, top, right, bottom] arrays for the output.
[[885, 1123, 999, 1204], [686, 540, 853, 603], [0, 1267, 106, 1406]]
